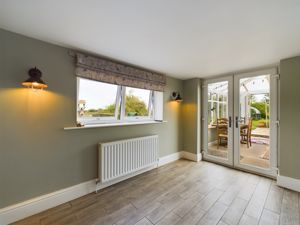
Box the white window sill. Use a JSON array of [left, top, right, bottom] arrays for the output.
[[64, 120, 167, 130]]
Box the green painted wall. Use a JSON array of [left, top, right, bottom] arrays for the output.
[[279, 56, 300, 180], [182, 78, 201, 154], [0, 29, 183, 208]]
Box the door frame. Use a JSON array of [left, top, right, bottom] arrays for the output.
[[233, 68, 278, 177], [202, 75, 234, 166]]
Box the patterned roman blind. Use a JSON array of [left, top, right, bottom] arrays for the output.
[[75, 53, 166, 91]]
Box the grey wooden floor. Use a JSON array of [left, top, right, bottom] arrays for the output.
[[12, 160, 300, 225]]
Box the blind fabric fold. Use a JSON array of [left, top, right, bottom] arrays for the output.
[[75, 53, 166, 91]]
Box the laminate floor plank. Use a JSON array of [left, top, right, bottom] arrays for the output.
[[244, 178, 271, 219], [197, 202, 228, 225], [264, 181, 283, 214], [218, 175, 248, 206], [93, 203, 135, 225], [218, 221, 229, 225], [197, 188, 224, 211], [146, 194, 183, 224], [259, 209, 279, 225], [172, 192, 205, 218], [238, 214, 259, 225], [175, 207, 206, 225], [237, 177, 259, 201], [280, 189, 299, 225], [220, 197, 248, 225], [134, 218, 153, 225], [116, 201, 161, 225], [155, 212, 181, 225]]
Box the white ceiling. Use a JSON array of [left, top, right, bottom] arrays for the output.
[[1, 0, 300, 79]]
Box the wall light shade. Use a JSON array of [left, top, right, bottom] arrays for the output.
[[171, 92, 183, 102], [22, 67, 48, 89]]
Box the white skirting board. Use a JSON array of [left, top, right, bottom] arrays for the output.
[[181, 151, 202, 162], [158, 151, 201, 166], [277, 175, 300, 192], [0, 150, 200, 224], [0, 180, 97, 225], [158, 152, 182, 166]]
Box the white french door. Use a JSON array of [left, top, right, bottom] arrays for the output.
[[233, 69, 278, 177], [202, 68, 278, 177], [202, 76, 234, 166]]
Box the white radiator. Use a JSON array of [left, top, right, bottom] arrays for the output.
[[97, 135, 158, 188]]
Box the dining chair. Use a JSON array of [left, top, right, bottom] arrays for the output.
[[217, 118, 228, 149], [240, 118, 252, 148]]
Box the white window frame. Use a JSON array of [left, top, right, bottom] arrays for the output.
[[76, 78, 159, 125], [208, 92, 228, 124], [123, 88, 155, 121], [77, 78, 121, 125]]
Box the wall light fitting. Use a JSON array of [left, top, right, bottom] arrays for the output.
[[22, 67, 48, 89], [171, 92, 183, 102]]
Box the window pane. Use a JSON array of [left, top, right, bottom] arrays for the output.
[[208, 93, 212, 101], [219, 102, 227, 118], [78, 78, 118, 123], [125, 87, 151, 117], [219, 94, 223, 102], [208, 101, 218, 125], [212, 93, 217, 101]]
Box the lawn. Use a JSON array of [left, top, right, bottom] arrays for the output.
[[252, 119, 269, 129]]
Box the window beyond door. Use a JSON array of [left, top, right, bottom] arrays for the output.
[[207, 81, 229, 160]]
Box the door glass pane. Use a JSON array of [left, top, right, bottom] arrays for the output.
[[207, 81, 229, 159], [239, 75, 270, 169]]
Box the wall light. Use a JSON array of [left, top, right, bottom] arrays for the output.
[[22, 67, 48, 89], [171, 92, 183, 102]]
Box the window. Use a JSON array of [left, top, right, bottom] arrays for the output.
[[77, 78, 160, 125], [208, 81, 228, 125], [208, 94, 228, 124], [125, 87, 154, 119], [77, 78, 121, 124]]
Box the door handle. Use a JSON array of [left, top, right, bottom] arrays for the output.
[[235, 117, 243, 128], [235, 116, 239, 128], [229, 116, 232, 128]]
